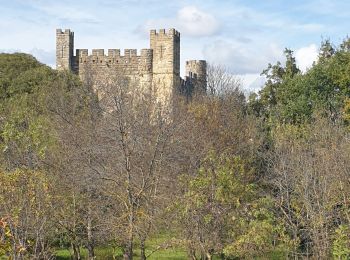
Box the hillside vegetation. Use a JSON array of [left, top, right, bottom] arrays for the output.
[[0, 37, 349, 260]]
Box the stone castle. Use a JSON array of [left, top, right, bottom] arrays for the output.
[[56, 28, 207, 105]]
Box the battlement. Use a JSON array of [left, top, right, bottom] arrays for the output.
[[186, 60, 207, 66], [75, 48, 153, 58], [56, 29, 74, 36], [150, 28, 180, 37]]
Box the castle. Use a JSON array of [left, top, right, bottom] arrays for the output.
[[56, 28, 207, 105]]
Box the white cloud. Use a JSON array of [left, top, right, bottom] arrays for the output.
[[295, 44, 319, 72], [203, 39, 284, 74], [138, 6, 220, 37], [238, 73, 266, 93], [177, 6, 220, 36]]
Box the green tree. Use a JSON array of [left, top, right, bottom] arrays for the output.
[[252, 39, 350, 125], [174, 151, 291, 259], [332, 225, 350, 259], [0, 53, 85, 170]]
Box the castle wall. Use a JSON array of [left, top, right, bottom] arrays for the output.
[[55, 28, 206, 111], [72, 48, 153, 99], [73, 48, 153, 76]]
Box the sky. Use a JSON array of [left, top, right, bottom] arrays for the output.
[[1, 0, 350, 92]]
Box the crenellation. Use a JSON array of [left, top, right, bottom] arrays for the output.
[[92, 49, 104, 56], [108, 49, 120, 56], [76, 49, 88, 57], [124, 49, 130, 57], [74, 49, 153, 59], [150, 28, 180, 38], [140, 49, 152, 56], [168, 28, 180, 37], [124, 49, 138, 57]]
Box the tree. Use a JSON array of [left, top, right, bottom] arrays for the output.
[[319, 38, 335, 61], [206, 64, 241, 96], [65, 69, 184, 260], [253, 48, 300, 122], [0, 169, 54, 259], [46, 67, 104, 260], [268, 115, 350, 258], [174, 153, 256, 259], [0, 53, 100, 259]]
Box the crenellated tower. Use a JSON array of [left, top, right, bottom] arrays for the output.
[[55, 28, 206, 110], [185, 60, 207, 93], [150, 29, 180, 106], [56, 29, 74, 71]]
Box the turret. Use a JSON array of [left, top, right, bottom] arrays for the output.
[[185, 60, 207, 92], [150, 28, 181, 109], [150, 28, 180, 75], [56, 29, 74, 71]]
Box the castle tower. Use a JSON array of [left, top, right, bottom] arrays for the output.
[[185, 60, 207, 93], [56, 29, 74, 71], [150, 29, 180, 107]]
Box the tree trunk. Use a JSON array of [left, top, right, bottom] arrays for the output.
[[205, 252, 212, 260], [87, 205, 95, 260], [124, 154, 134, 260], [140, 237, 146, 260], [71, 194, 81, 260], [124, 208, 134, 260], [71, 242, 81, 260], [187, 244, 197, 260]]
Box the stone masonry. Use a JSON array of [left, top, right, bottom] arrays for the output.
[[56, 28, 207, 106]]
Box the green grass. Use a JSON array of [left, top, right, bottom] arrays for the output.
[[55, 246, 122, 260], [54, 233, 187, 259], [55, 246, 186, 260], [143, 233, 187, 260]]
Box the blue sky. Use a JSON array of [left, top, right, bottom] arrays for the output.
[[1, 0, 350, 92]]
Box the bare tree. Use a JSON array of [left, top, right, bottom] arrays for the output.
[[268, 115, 350, 258], [72, 70, 182, 259], [206, 64, 242, 96]]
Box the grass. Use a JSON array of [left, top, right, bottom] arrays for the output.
[[55, 247, 187, 260], [54, 233, 187, 259], [55, 246, 120, 260], [143, 233, 187, 259]]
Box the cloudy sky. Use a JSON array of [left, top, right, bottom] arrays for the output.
[[1, 0, 350, 92]]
